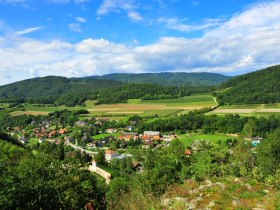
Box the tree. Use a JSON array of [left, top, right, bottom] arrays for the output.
[[95, 150, 106, 165], [256, 129, 280, 177]]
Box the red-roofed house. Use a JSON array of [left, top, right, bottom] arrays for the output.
[[105, 150, 117, 161]]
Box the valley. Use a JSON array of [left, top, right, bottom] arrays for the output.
[[1, 66, 280, 210]]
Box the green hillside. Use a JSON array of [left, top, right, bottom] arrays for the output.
[[0, 76, 123, 105], [90, 72, 231, 86], [0, 76, 211, 106], [215, 65, 280, 104], [0, 76, 122, 99]]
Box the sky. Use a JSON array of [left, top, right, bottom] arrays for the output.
[[1, 0, 280, 85]]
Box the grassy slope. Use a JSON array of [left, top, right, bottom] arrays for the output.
[[178, 133, 230, 148]]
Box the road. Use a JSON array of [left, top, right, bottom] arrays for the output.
[[66, 142, 97, 156]]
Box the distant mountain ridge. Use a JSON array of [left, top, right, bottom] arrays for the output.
[[88, 72, 232, 86], [0, 76, 123, 99], [215, 65, 280, 104]]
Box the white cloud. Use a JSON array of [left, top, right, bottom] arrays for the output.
[[1, 1, 280, 85], [158, 17, 224, 32], [68, 23, 81, 32], [97, 0, 142, 22], [76, 17, 86, 22], [128, 11, 142, 22], [15, 26, 45, 35]]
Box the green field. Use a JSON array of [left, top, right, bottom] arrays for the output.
[[140, 94, 217, 106], [178, 133, 231, 148], [92, 133, 120, 140]]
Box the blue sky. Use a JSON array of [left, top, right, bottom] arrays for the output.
[[0, 0, 280, 84]]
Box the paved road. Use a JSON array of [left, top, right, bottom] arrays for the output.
[[66, 142, 97, 156]]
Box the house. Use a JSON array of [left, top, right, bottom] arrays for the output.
[[76, 120, 87, 127], [144, 131, 160, 136], [153, 135, 161, 141], [142, 139, 154, 149], [59, 128, 67, 135], [106, 128, 117, 133], [141, 135, 151, 141], [87, 142, 96, 149], [48, 139, 60, 144], [64, 136, 74, 143], [18, 137, 28, 145], [39, 137, 46, 143], [125, 126, 134, 131], [119, 132, 138, 141], [48, 130, 56, 138], [42, 120, 51, 128], [105, 150, 117, 161], [251, 137, 263, 147], [169, 132, 177, 140], [184, 149, 191, 157]]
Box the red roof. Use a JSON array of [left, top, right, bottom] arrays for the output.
[[185, 149, 191, 155], [153, 135, 161, 141], [142, 135, 150, 141], [105, 150, 115, 155]]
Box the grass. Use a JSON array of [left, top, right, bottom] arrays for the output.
[[140, 94, 217, 107], [92, 133, 120, 140], [98, 164, 120, 177], [219, 104, 260, 109], [178, 133, 231, 148]]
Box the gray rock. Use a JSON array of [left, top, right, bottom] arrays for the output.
[[208, 201, 215, 207], [244, 183, 252, 190], [215, 182, 225, 190], [185, 202, 196, 209], [232, 199, 241, 206], [174, 197, 187, 203]]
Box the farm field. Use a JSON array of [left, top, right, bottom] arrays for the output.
[[178, 133, 232, 148], [8, 94, 217, 118], [87, 94, 217, 118], [209, 103, 280, 117]]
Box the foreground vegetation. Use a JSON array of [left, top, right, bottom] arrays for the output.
[[0, 107, 279, 209]]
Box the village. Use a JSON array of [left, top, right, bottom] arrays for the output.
[[8, 113, 263, 177]]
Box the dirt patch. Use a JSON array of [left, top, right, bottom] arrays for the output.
[[10, 111, 49, 116], [256, 108, 280, 113], [211, 109, 255, 114], [106, 111, 144, 114]]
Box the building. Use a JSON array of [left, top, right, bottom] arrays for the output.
[[105, 150, 117, 161], [18, 137, 28, 144], [106, 128, 117, 133], [76, 120, 87, 127], [251, 137, 263, 147], [144, 131, 160, 136]]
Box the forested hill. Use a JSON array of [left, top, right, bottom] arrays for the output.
[[215, 65, 280, 104], [0, 76, 211, 106], [89, 72, 231, 86], [0, 76, 123, 104]]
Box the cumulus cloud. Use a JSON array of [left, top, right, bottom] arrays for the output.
[[1, 1, 280, 85]]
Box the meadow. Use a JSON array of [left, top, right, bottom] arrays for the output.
[[178, 133, 232, 148], [7, 94, 280, 119], [9, 94, 217, 119]]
